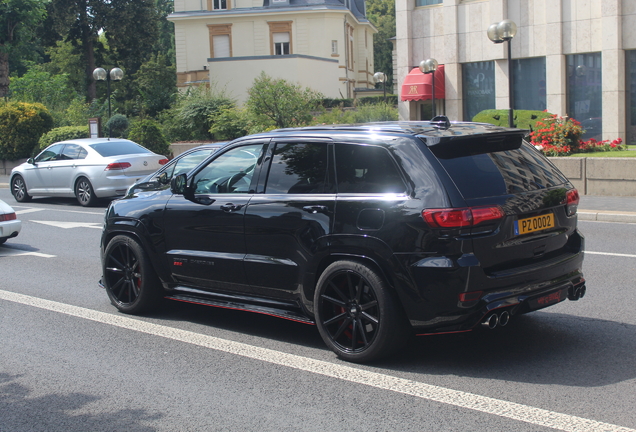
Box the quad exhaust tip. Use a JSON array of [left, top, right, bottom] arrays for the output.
[[481, 310, 510, 329], [568, 284, 587, 301]]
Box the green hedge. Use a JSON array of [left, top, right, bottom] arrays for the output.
[[472, 109, 554, 132], [128, 118, 171, 157], [38, 126, 89, 150], [0, 102, 54, 160]]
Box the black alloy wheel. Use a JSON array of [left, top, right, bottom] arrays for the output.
[[75, 177, 97, 207], [11, 175, 31, 202], [314, 260, 408, 363], [103, 235, 161, 314]]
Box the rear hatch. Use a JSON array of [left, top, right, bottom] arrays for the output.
[[424, 133, 581, 280]]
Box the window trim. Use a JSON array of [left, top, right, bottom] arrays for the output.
[[268, 21, 293, 56], [207, 0, 231, 10], [208, 24, 233, 58]]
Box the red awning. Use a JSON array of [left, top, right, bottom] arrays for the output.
[[401, 64, 445, 101]]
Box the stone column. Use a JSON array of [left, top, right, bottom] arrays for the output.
[[601, 0, 625, 141]]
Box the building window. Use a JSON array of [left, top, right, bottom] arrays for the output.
[[273, 33, 290, 55], [512, 57, 546, 111], [567, 53, 602, 139], [269, 21, 293, 56], [207, 0, 230, 10], [416, 0, 442, 6], [332, 40, 338, 55], [627, 50, 636, 145], [208, 24, 232, 58], [462, 61, 495, 121]]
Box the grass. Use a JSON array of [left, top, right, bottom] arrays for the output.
[[564, 145, 636, 157]]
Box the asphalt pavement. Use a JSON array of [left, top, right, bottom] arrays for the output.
[[1, 174, 636, 223]]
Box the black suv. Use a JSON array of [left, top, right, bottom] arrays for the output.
[[100, 119, 585, 362]]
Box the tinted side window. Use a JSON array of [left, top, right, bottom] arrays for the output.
[[163, 148, 215, 181], [335, 144, 406, 194], [264, 143, 329, 194], [192, 144, 264, 194], [60, 144, 87, 160], [35, 144, 64, 162]]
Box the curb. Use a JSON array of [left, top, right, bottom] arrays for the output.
[[578, 210, 636, 223]]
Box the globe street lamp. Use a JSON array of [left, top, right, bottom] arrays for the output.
[[93, 67, 124, 137], [487, 19, 517, 128], [419, 58, 438, 118], [373, 72, 387, 102]]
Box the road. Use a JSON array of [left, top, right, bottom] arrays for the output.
[[1, 188, 635, 432]]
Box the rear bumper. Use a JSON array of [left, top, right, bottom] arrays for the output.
[[0, 219, 22, 240], [396, 232, 585, 334]]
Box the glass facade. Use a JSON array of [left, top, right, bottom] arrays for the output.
[[416, 0, 442, 6], [512, 57, 546, 111], [627, 50, 636, 145], [462, 61, 495, 121], [567, 53, 602, 140]]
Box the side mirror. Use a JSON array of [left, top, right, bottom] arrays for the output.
[[27, 158, 35, 165], [157, 172, 169, 185], [170, 173, 195, 201]]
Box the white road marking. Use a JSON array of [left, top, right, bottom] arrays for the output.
[[587, 251, 636, 258], [0, 249, 56, 258], [0, 289, 633, 432], [31, 220, 102, 229], [14, 208, 45, 215]]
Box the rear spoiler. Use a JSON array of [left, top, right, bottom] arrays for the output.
[[423, 130, 529, 159]]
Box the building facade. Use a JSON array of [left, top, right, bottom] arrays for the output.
[[169, 0, 377, 104], [396, 0, 636, 144]]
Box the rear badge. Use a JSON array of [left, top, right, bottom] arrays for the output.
[[514, 212, 554, 236]]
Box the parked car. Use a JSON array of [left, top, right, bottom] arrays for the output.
[[126, 143, 227, 195], [10, 138, 169, 207], [0, 199, 21, 245], [100, 118, 585, 362]]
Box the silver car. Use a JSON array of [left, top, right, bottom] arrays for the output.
[[10, 138, 168, 206], [0, 198, 21, 245]]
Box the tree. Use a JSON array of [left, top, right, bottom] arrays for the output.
[[246, 73, 323, 129], [366, 0, 395, 90], [0, 0, 48, 98], [42, 0, 160, 100], [129, 53, 176, 117]]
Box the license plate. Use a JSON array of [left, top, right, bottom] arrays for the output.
[[514, 213, 555, 236]]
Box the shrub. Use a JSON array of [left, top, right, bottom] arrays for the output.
[[312, 103, 398, 125], [0, 102, 54, 160], [473, 109, 554, 131], [105, 114, 129, 138], [209, 107, 250, 140], [528, 114, 583, 155], [38, 126, 89, 150], [321, 98, 354, 109], [356, 95, 398, 106], [171, 85, 235, 141], [128, 118, 171, 157]]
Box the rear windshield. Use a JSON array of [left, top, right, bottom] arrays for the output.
[[431, 141, 569, 199], [90, 141, 151, 157]]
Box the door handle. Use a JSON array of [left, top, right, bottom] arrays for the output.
[[220, 203, 244, 212], [302, 205, 328, 214]]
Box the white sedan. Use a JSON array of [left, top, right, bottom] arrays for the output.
[[0, 199, 21, 245], [10, 138, 168, 207]]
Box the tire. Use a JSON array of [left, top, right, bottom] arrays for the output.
[[11, 175, 31, 203], [75, 177, 98, 207], [314, 260, 409, 363], [102, 235, 162, 314]]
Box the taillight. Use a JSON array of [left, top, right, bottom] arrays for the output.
[[458, 291, 483, 302], [566, 189, 579, 216], [422, 206, 504, 228], [159, 158, 169, 165], [0, 212, 17, 222], [104, 162, 131, 171]]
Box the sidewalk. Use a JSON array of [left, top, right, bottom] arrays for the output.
[[1, 175, 636, 223]]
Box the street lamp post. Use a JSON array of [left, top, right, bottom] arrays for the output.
[[373, 72, 387, 102], [487, 19, 517, 128], [92, 67, 124, 137], [419, 58, 438, 119]]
